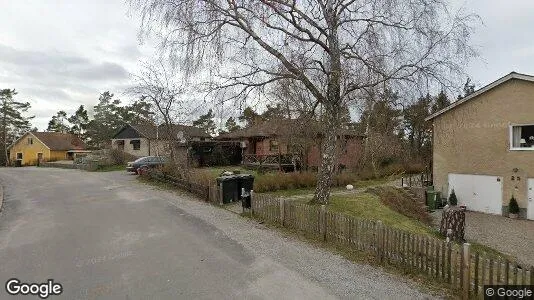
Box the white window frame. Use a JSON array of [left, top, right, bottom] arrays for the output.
[[509, 123, 534, 151]]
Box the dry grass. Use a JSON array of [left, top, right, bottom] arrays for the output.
[[367, 186, 433, 226]]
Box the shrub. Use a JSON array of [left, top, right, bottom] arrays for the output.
[[448, 189, 458, 206], [369, 186, 433, 225], [509, 196, 520, 214], [107, 149, 136, 165]]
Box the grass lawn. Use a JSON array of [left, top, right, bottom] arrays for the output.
[[263, 176, 395, 197], [327, 192, 436, 235], [193, 166, 259, 178]]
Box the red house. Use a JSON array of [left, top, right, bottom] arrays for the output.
[[217, 120, 365, 171]]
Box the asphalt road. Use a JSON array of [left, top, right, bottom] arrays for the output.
[[0, 167, 433, 300]]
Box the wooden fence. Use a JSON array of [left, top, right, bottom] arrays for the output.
[[149, 172, 219, 204], [251, 193, 533, 299]]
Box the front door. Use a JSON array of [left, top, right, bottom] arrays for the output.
[[37, 153, 43, 165], [528, 179, 534, 220]]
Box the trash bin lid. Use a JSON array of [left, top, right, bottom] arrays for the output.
[[235, 174, 254, 179], [216, 175, 238, 182]]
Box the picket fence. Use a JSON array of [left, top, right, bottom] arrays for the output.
[[251, 193, 533, 299]]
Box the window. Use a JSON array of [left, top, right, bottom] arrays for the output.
[[27, 137, 33, 145], [16, 153, 22, 160], [269, 140, 279, 152], [130, 139, 141, 150], [510, 124, 534, 150]]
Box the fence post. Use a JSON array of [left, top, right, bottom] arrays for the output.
[[462, 243, 471, 300], [279, 198, 285, 226], [376, 221, 383, 262], [218, 183, 223, 206], [250, 190, 255, 215], [320, 205, 327, 241]]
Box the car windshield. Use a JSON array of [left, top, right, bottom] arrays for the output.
[[134, 157, 148, 163]]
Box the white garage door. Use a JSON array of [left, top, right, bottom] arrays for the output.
[[448, 174, 502, 215]]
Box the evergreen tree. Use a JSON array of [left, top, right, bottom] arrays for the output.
[[432, 90, 451, 113], [458, 77, 475, 100], [120, 97, 154, 125], [0, 89, 34, 165], [85, 91, 125, 149], [403, 94, 432, 155], [224, 117, 240, 133], [193, 109, 217, 136], [238, 106, 260, 127], [68, 105, 90, 139], [47, 110, 69, 133]]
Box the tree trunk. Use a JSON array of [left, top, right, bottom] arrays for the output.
[[313, 109, 339, 204], [313, 5, 341, 205]]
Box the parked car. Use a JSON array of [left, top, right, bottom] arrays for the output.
[[126, 156, 168, 174]]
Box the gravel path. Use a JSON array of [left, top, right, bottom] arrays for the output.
[[159, 187, 436, 299], [432, 210, 534, 266]]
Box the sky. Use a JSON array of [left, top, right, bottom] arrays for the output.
[[1, 0, 534, 130]]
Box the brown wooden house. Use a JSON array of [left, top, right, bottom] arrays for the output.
[[217, 119, 365, 171]]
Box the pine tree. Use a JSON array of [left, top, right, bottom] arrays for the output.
[[0, 89, 34, 166], [238, 106, 260, 127], [224, 117, 240, 132], [68, 105, 90, 139], [432, 90, 451, 113], [47, 110, 69, 133], [192, 109, 217, 136]]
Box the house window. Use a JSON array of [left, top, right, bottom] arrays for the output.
[[27, 137, 33, 145], [130, 139, 141, 150], [510, 124, 534, 150], [16, 153, 22, 160], [269, 140, 279, 152]]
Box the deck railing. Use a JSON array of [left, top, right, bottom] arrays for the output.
[[242, 153, 295, 166]]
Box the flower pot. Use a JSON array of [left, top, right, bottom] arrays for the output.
[[509, 213, 518, 219]]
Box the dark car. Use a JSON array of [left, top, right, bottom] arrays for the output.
[[126, 156, 168, 174]]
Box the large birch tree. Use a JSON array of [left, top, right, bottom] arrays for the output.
[[133, 0, 478, 204]]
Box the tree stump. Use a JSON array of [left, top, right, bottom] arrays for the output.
[[440, 206, 465, 242]]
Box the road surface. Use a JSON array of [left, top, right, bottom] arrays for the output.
[[0, 167, 433, 299]]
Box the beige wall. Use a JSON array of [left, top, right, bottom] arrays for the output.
[[432, 79, 534, 215], [111, 138, 150, 157], [111, 138, 179, 158]]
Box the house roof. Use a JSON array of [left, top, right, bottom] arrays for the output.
[[426, 72, 534, 121], [30, 132, 86, 150], [114, 123, 211, 139], [217, 119, 364, 139]]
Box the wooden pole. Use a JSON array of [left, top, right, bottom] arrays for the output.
[[320, 205, 327, 241], [462, 243, 471, 300], [279, 198, 285, 226]]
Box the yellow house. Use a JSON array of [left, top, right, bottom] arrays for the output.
[[8, 132, 88, 166]]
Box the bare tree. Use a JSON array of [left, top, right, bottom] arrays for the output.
[[132, 0, 478, 204], [128, 58, 188, 161]]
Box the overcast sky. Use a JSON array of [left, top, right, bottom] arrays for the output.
[[1, 0, 534, 130]]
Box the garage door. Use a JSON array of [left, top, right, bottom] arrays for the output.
[[448, 174, 502, 215]]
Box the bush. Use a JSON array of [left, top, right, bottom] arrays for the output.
[[369, 186, 433, 225], [509, 196, 520, 214], [448, 189, 458, 206], [253, 171, 318, 192], [107, 149, 137, 165]]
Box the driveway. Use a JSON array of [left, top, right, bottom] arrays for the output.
[[0, 167, 432, 299], [432, 210, 534, 266]]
